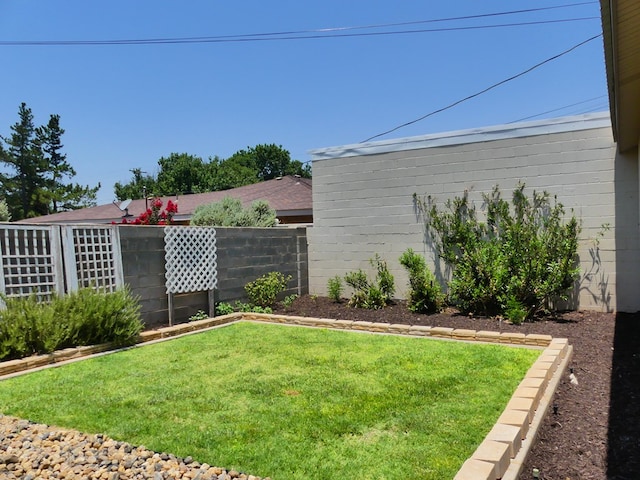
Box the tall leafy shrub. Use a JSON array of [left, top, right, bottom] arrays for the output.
[[244, 271, 292, 308], [399, 248, 444, 313], [416, 183, 580, 319], [344, 255, 395, 309]]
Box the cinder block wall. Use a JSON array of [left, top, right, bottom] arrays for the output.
[[308, 113, 629, 312], [119, 225, 308, 328]]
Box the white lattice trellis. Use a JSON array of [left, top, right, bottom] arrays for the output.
[[0, 225, 64, 301], [164, 226, 217, 293], [61, 226, 124, 292]]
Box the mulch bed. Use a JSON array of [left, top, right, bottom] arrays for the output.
[[273, 295, 640, 480]]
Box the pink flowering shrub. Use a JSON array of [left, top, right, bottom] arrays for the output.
[[120, 198, 178, 225]]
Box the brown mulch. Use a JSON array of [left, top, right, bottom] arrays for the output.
[[273, 295, 640, 480]]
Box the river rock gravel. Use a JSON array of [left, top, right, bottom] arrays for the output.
[[0, 415, 267, 480]]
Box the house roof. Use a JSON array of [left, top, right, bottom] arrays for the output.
[[600, 0, 640, 152], [20, 175, 312, 224]]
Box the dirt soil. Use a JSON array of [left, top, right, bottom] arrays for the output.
[[273, 296, 640, 480]]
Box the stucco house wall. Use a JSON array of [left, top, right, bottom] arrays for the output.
[[307, 112, 636, 312]]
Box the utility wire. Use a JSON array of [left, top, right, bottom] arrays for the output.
[[0, 2, 598, 46], [508, 95, 607, 123], [0, 18, 599, 46], [361, 34, 602, 143]]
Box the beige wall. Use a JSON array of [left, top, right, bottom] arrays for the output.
[[308, 114, 634, 311]]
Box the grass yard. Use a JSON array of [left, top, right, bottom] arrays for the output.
[[0, 322, 539, 479]]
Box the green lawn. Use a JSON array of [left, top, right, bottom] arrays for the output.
[[0, 322, 539, 479]]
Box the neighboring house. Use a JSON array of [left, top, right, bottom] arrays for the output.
[[20, 175, 312, 225]]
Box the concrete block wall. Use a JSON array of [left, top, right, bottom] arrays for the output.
[[215, 226, 308, 303], [308, 113, 633, 311], [119, 225, 308, 328]]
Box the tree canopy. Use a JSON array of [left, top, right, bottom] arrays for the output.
[[114, 144, 311, 201], [0, 103, 99, 220]]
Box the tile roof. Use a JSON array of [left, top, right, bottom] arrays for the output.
[[20, 175, 312, 224]]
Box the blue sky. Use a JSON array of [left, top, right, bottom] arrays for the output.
[[0, 1, 607, 205]]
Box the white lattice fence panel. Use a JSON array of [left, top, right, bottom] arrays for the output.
[[62, 226, 124, 292], [0, 225, 64, 301], [164, 226, 217, 293]]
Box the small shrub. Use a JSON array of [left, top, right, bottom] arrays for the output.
[[282, 294, 298, 308], [344, 255, 395, 309], [215, 302, 235, 316], [244, 272, 292, 308], [234, 302, 273, 314], [505, 297, 528, 325], [399, 248, 444, 314], [189, 310, 208, 321], [327, 276, 343, 303]]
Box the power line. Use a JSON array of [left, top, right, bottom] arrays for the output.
[[0, 3, 599, 46], [361, 34, 602, 143], [0, 18, 600, 46], [508, 95, 608, 123]]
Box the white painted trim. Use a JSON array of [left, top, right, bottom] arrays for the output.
[[309, 112, 612, 161]]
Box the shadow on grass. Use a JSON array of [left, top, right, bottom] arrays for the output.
[[607, 312, 640, 478]]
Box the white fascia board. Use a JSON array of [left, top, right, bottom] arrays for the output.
[[309, 112, 612, 161]]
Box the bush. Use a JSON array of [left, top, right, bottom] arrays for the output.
[[282, 294, 298, 308], [244, 271, 292, 308], [191, 197, 278, 227], [234, 302, 273, 314], [344, 255, 395, 309], [215, 302, 235, 316], [0, 287, 143, 361], [416, 182, 581, 319], [327, 276, 343, 303], [399, 248, 444, 314]]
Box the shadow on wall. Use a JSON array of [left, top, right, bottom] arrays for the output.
[[563, 237, 612, 312], [607, 313, 640, 478]]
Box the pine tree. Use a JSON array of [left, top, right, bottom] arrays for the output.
[[0, 103, 99, 220], [0, 103, 47, 220], [36, 114, 99, 213]]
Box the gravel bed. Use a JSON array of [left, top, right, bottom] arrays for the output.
[[0, 415, 268, 480]]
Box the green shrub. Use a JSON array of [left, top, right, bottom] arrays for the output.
[[0, 287, 142, 362], [53, 287, 143, 348], [234, 302, 273, 314], [344, 255, 395, 309], [399, 248, 444, 314], [504, 297, 528, 325], [244, 271, 292, 308], [189, 310, 208, 321], [327, 275, 343, 303], [282, 294, 298, 308], [215, 302, 235, 316], [191, 197, 278, 227], [416, 182, 581, 319]]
